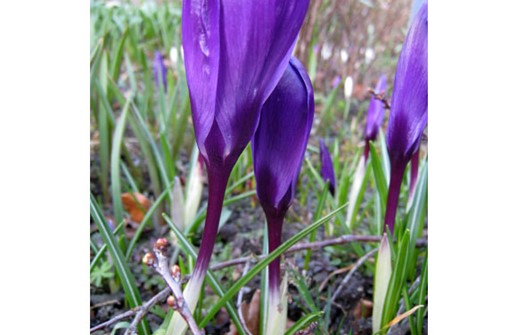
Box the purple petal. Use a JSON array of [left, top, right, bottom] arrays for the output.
[[182, 0, 310, 172], [364, 74, 387, 143], [253, 57, 314, 214], [182, 0, 221, 162], [319, 139, 336, 196], [386, 0, 428, 166]]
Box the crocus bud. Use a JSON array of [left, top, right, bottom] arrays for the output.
[[319, 139, 336, 196], [384, 0, 427, 232], [253, 57, 314, 295], [364, 74, 388, 158], [153, 51, 167, 92]]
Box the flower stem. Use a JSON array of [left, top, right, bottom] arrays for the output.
[[191, 167, 230, 281], [265, 212, 284, 296], [384, 163, 406, 233]]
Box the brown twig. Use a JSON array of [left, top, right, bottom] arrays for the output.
[[330, 248, 379, 304], [141, 238, 204, 335], [210, 235, 427, 271], [90, 288, 170, 333], [368, 87, 391, 110], [123, 287, 170, 335]]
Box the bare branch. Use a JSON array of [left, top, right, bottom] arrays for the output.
[[135, 238, 204, 335], [90, 288, 170, 333]]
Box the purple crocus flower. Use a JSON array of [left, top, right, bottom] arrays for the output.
[[319, 139, 336, 196], [169, 1, 310, 333], [253, 57, 314, 297], [363, 74, 387, 160], [384, 0, 427, 232], [153, 51, 167, 92]]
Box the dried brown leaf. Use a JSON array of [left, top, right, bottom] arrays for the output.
[[121, 192, 151, 223]]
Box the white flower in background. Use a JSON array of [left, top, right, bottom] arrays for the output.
[[344, 76, 353, 99], [169, 46, 179, 65], [340, 49, 349, 63], [321, 42, 333, 60], [105, 0, 120, 8], [365, 47, 375, 64]]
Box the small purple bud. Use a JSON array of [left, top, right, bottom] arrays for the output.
[[364, 75, 387, 145], [153, 51, 168, 92], [319, 139, 336, 196]]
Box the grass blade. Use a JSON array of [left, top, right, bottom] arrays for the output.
[[369, 141, 388, 215], [284, 311, 323, 335], [90, 194, 151, 335], [111, 96, 132, 226]]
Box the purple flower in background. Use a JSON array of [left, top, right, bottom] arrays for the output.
[[384, 0, 428, 232], [169, 1, 310, 333], [253, 57, 314, 297], [331, 75, 341, 89], [363, 74, 387, 159], [319, 139, 336, 196], [153, 51, 167, 92]]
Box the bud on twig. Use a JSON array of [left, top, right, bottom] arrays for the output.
[[167, 295, 177, 309], [171, 264, 181, 282], [142, 252, 156, 266], [154, 238, 169, 252]]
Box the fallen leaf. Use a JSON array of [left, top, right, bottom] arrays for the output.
[[384, 305, 424, 330], [227, 290, 261, 335], [121, 192, 151, 223]]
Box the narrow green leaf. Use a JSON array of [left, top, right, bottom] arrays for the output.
[[90, 221, 125, 272], [111, 96, 132, 226], [90, 194, 151, 335], [109, 28, 129, 84], [416, 252, 428, 335], [369, 141, 388, 214], [381, 230, 411, 330], [284, 311, 323, 335], [406, 160, 428, 280]]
